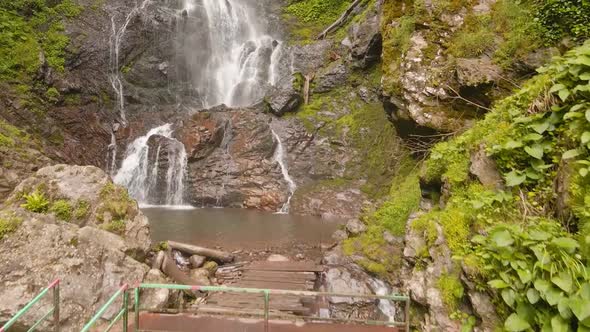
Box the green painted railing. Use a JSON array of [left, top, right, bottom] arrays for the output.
[[80, 284, 129, 332], [83, 283, 411, 332], [0, 279, 60, 332], [136, 284, 410, 332]]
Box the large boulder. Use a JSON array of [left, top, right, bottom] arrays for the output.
[[345, 7, 382, 68], [0, 164, 154, 331], [264, 74, 304, 116], [0, 212, 149, 331], [5, 165, 151, 258]]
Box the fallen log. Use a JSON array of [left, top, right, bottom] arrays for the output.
[[167, 241, 235, 263], [161, 253, 196, 286], [317, 0, 365, 40]]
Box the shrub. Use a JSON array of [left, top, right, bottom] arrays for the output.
[[102, 219, 125, 235], [437, 273, 464, 310], [0, 213, 23, 240], [50, 199, 72, 221], [21, 190, 49, 213]]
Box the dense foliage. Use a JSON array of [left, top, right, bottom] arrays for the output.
[[420, 41, 590, 330], [0, 0, 81, 81]]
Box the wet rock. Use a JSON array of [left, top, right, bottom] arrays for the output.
[[189, 255, 206, 268], [324, 268, 372, 304], [178, 108, 287, 211], [345, 219, 367, 235], [267, 254, 290, 262], [313, 60, 348, 93], [189, 269, 211, 286], [456, 58, 502, 87], [347, 10, 382, 68], [468, 290, 501, 332], [141, 269, 172, 310], [332, 229, 348, 242], [470, 146, 504, 188], [264, 74, 303, 116]]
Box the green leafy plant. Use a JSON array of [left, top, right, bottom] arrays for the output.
[[466, 221, 590, 331], [21, 190, 49, 213], [73, 200, 90, 219]]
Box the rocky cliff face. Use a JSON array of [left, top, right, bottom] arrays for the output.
[[0, 165, 151, 331]]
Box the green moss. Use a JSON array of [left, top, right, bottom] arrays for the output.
[[437, 273, 464, 310], [284, 0, 353, 42], [21, 190, 49, 213], [102, 219, 125, 235], [50, 199, 73, 221], [97, 182, 134, 224], [447, 14, 495, 58], [73, 200, 90, 220], [45, 87, 60, 103], [0, 212, 23, 240], [411, 214, 438, 247]]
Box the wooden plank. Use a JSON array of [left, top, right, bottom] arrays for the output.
[[240, 277, 314, 285], [242, 271, 316, 281], [244, 262, 324, 272]]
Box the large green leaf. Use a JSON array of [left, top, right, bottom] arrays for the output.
[[551, 314, 571, 332], [517, 269, 532, 284], [559, 89, 571, 102], [552, 237, 579, 253], [505, 313, 531, 331], [582, 132, 590, 145], [506, 171, 526, 187], [489, 279, 510, 289], [550, 83, 567, 93], [526, 288, 540, 304], [570, 296, 590, 321], [545, 286, 564, 306], [563, 149, 582, 160], [525, 144, 544, 159], [586, 109, 590, 122], [502, 289, 516, 307], [531, 121, 550, 134], [492, 230, 514, 247], [552, 272, 573, 293], [559, 298, 573, 319]]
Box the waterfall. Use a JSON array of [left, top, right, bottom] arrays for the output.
[[271, 130, 296, 213], [182, 0, 281, 107], [108, 0, 150, 122], [113, 124, 187, 206]]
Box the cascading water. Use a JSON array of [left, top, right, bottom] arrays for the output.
[[108, 0, 151, 122], [184, 0, 282, 107], [111, 0, 288, 207], [271, 130, 296, 213], [113, 124, 187, 206]]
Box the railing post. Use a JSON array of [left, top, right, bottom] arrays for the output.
[[53, 281, 60, 332], [404, 291, 411, 332], [263, 290, 270, 332], [134, 286, 140, 332], [123, 289, 129, 332]]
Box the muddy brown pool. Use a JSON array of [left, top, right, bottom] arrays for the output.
[[142, 207, 344, 251]]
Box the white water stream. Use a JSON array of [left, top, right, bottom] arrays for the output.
[[113, 124, 187, 206], [109, 0, 151, 123], [271, 130, 296, 213]]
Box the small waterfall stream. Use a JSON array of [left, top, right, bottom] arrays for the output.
[[113, 124, 187, 206], [108, 0, 151, 123], [271, 130, 296, 213]]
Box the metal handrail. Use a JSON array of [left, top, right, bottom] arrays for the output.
[[0, 279, 60, 332], [80, 284, 129, 332], [134, 283, 411, 332]]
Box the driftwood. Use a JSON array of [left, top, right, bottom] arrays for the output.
[[168, 241, 234, 263], [303, 73, 315, 105], [317, 0, 365, 40]]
